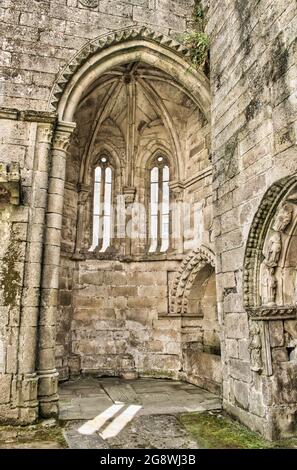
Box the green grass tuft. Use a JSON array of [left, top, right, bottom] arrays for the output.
[[179, 412, 297, 449]]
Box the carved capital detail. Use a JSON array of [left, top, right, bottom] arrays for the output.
[[169, 181, 184, 202], [52, 122, 76, 152], [38, 123, 54, 145], [248, 306, 297, 321]]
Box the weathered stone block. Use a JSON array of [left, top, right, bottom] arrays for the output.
[[234, 380, 249, 410], [0, 374, 11, 404], [229, 359, 251, 383], [269, 321, 284, 347]]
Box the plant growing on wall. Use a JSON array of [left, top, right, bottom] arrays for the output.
[[179, 1, 210, 74], [183, 31, 210, 69]]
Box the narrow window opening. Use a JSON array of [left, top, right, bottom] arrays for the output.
[[89, 156, 113, 253], [149, 156, 170, 253]]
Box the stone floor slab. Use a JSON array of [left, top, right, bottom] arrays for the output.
[[59, 377, 221, 449]]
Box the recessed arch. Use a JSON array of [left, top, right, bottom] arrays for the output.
[[243, 175, 297, 319], [170, 246, 216, 316], [49, 27, 211, 123]]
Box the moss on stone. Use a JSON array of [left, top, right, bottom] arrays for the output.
[[0, 423, 68, 448], [0, 231, 22, 307], [179, 411, 297, 449]]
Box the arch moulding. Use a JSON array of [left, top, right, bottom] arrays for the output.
[[243, 175, 297, 320], [48, 26, 211, 123], [169, 246, 215, 317]]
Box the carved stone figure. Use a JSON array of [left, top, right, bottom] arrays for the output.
[[249, 322, 263, 372], [264, 231, 282, 268], [272, 203, 293, 232], [261, 264, 277, 306], [260, 203, 294, 306]]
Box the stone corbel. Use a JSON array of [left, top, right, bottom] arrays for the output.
[[0, 162, 21, 205], [169, 180, 184, 202]]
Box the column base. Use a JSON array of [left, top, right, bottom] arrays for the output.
[[38, 369, 59, 419], [39, 398, 59, 419]]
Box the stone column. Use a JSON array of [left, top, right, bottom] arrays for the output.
[[17, 122, 54, 424], [38, 121, 75, 418]]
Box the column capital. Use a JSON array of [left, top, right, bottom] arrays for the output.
[[37, 122, 54, 144], [53, 121, 76, 151]]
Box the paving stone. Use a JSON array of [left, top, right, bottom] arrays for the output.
[[59, 377, 221, 448]]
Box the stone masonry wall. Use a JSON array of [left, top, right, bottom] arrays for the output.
[[204, 0, 297, 438], [0, 116, 39, 421], [69, 259, 182, 379], [0, 0, 195, 112], [0, 0, 200, 423]]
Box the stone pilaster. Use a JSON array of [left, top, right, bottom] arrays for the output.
[[38, 121, 76, 418]]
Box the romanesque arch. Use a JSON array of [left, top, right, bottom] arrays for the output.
[[170, 246, 215, 316], [244, 175, 297, 320], [169, 247, 222, 394]]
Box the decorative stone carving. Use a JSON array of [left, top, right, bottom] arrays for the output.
[[249, 306, 297, 320], [260, 202, 294, 307], [53, 132, 73, 151], [79, 0, 99, 8], [0, 162, 21, 205], [39, 125, 53, 144], [169, 246, 215, 316], [244, 177, 297, 320], [73, 184, 90, 258], [249, 321, 263, 372], [50, 27, 191, 110]]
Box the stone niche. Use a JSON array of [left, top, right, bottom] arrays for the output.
[[170, 248, 222, 394], [0, 162, 21, 206]]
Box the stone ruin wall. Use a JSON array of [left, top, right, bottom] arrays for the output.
[[0, 0, 296, 440], [203, 0, 297, 438]]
